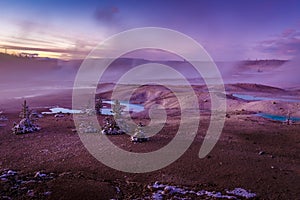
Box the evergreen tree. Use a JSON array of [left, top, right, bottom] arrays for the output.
[[13, 100, 40, 134], [95, 98, 103, 115], [112, 99, 122, 119], [19, 100, 30, 119]]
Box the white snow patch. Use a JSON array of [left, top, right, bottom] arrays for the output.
[[34, 171, 47, 178], [227, 188, 257, 199], [7, 170, 17, 176], [42, 107, 82, 114], [152, 191, 163, 200], [147, 182, 256, 199]]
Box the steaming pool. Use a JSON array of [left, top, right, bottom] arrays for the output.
[[255, 113, 300, 122], [42, 100, 144, 115], [102, 100, 144, 114], [232, 94, 300, 102]]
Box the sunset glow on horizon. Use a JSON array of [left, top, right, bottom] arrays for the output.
[[1, 0, 300, 61]]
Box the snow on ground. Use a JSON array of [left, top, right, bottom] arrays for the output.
[[147, 181, 256, 199], [42, 107, 82, 114]]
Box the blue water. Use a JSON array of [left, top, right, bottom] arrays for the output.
[[255, 113, 300, 122], [42, 101, 144, 115], [233, 94, 300, 102], [102, 100, 144, 115], [42, 107, 82, 114]]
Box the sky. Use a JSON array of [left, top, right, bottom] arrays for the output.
[[0, 0, 300, 61]]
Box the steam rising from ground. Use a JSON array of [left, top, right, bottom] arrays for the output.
[[265, 57, 300, 88], [0, 53, 299, 103]]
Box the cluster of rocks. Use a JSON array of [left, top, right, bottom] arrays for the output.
[[12, 100, 41, 135], [0, 169, 55, 199]]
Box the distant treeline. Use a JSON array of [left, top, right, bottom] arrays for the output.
[[240, 59, 288, 66]]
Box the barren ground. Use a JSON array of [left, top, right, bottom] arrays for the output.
[[0, 84, 299, 199]]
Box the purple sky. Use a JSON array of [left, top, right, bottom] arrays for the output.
[[0, 0, 300, 61]]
